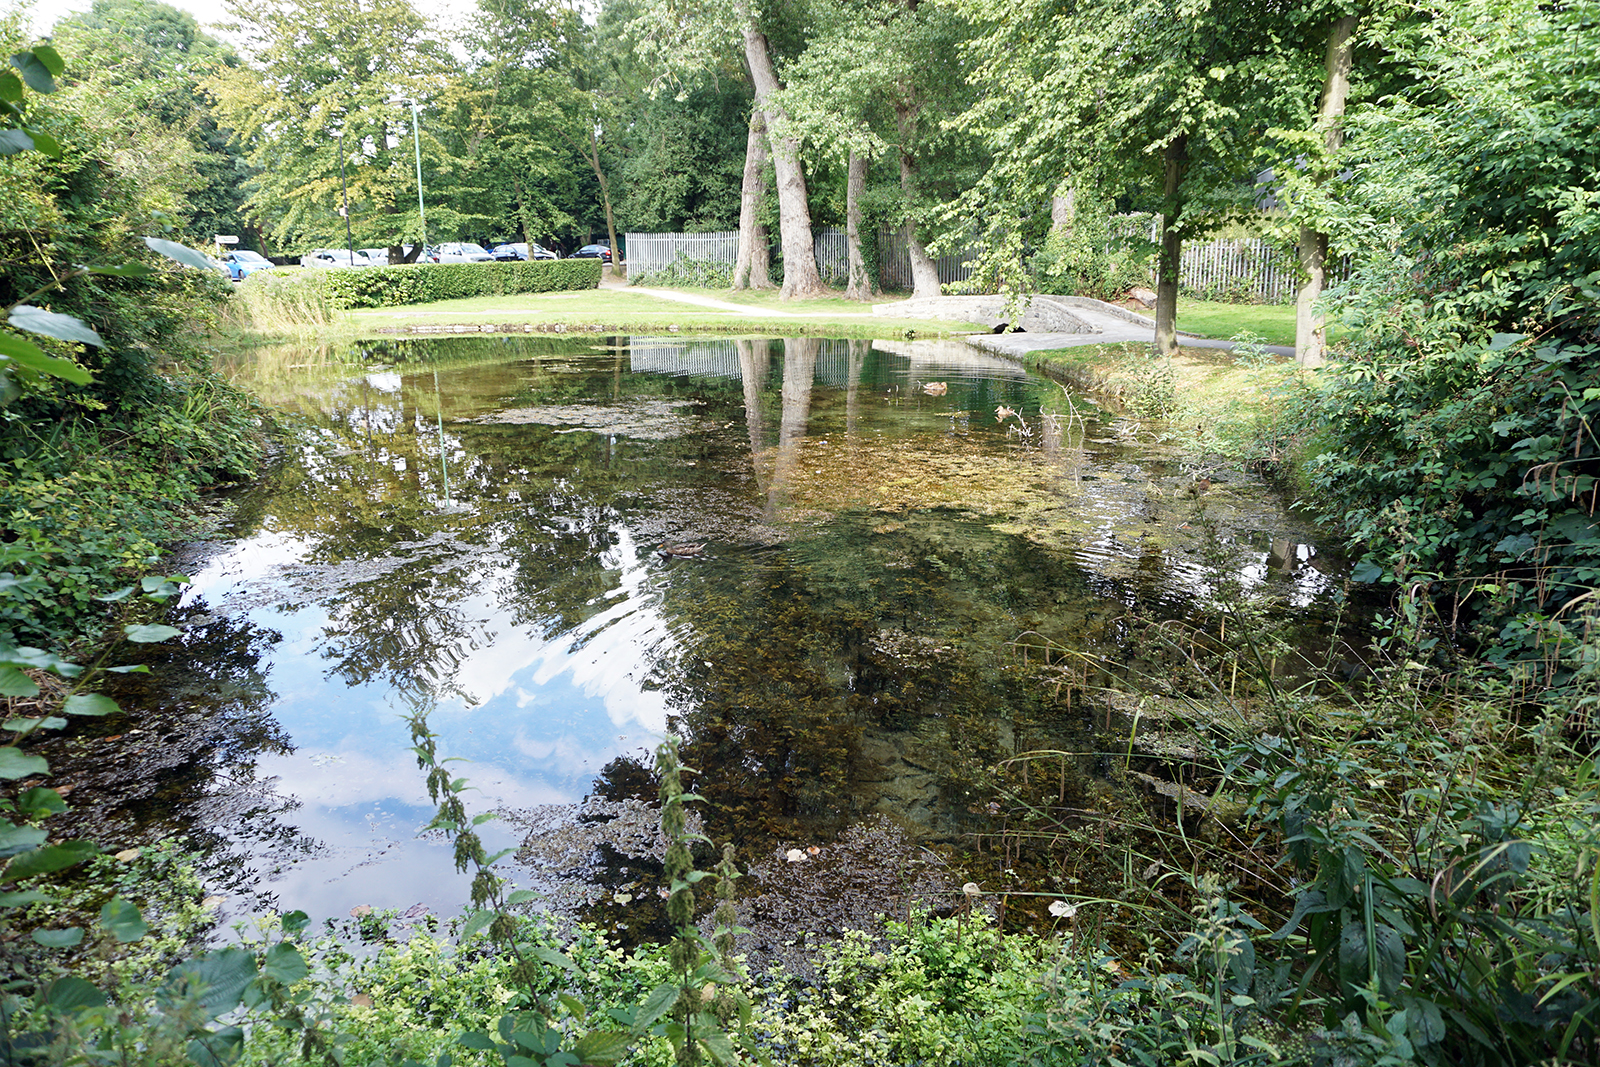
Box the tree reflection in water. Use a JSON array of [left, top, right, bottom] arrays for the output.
[[104, 333, 1352, 925]]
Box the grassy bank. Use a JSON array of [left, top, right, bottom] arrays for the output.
[[222, 277, 983, 343]]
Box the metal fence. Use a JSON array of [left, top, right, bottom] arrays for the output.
[[877, 225, 981, 290], [625, 231, 739, 276], [627, 221, 1325, 301]]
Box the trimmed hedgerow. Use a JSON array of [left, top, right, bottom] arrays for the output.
[[269, 259, 602, 310]]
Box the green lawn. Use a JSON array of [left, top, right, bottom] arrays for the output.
[[1176, 298, 1297, 346], [334, 285, 980, 339]]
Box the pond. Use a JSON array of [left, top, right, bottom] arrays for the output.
[[59, 334, 1350, 938]]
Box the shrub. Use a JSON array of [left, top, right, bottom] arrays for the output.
[[244, 259, 602, 314], [629, 254, 733, 290]]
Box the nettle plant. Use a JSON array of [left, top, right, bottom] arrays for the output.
[[406, 709, 755, 1067]]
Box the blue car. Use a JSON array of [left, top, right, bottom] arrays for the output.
[[222, 249, 275, 281]]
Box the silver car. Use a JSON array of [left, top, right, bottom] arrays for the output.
[[300, 249, 372, 268], [434, 242, 495, 263]]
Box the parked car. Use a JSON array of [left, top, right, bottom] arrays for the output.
[[299, 249, 372, 268], [434, 241, 495, 263], [359, 248, 391, 266], [571, 243, 612, 263], [221, 249, 275, 281], [491, 242, 559, 261]]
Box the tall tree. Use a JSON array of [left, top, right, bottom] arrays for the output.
[[205, 0, 452, 252], [52, 0, 251, 246], [629, 0, 827, 297], [955, 0, 1310, 351], [780, 0, 981, 299]]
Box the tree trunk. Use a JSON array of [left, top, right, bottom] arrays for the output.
[[895, 102, 941, 300], [586, 125, 621, 278], [733, 110, 775, 290], [845, 149, 873, 300], [1050, 185, 1076, 236], [1295, 13, 1357, 369], [743, 24, 825, 299], [1155, 135, 1188, 358]]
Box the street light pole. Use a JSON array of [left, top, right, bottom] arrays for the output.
[[389, 97, 426, 258], [338, 129, 354, 263]]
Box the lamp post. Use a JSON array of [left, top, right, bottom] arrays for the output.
[[388, 97, 426, 258], [337, 129, 354, 263]]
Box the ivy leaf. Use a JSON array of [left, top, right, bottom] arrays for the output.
[[142, 237, 215, 273], [27, 129, 59, 157], [125, 624, 181, 644], [24, 45, 63, 78], [63, 694, 120, 717], [0, 889, 50, 906], [3, 716, 68, 731], [0, 747, 49, 779], [1350, 559, 1385, 584], [101, 898, 149, 942], [0, 823, 48, 858], [8, 306, 104, 347], [16, 787, 68, 819], [0, 333, 92, 385]]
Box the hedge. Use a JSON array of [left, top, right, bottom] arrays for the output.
[[254, 259, 602, 310]]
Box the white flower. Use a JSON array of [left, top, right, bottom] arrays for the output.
[[785, 848, 807, 863], [1049, 900, 1078, 919]]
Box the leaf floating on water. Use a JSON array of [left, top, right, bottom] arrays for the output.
[[349, 904, 373, 917]]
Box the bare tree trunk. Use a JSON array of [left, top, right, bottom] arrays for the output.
[[1050, 185, 1076, 235], [895, 102, 941, 300], [1296, 13, 1357, 369], [1155, 135, 1188, 358], [570, 116, 621, 278], [845, 149, 873, 300], [744, 24, 825, 299], [733, 110, 775, 290]]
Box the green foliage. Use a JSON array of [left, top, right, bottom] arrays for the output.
[[753, 913, 1081, 1066], [248, 259, 602, 316], [1031, 203, 1154, 302], [1296, 0, 1600, 674], [630, 255, 734, 290]]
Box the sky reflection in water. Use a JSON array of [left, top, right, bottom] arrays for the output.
[[158, 334, 1340, 925]]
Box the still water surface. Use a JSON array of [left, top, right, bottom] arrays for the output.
[[84, 334, 1345, 928]]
